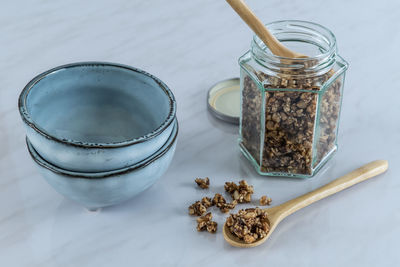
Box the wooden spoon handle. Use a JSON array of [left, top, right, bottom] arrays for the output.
[[226, 0, 300, 58], [273, 160, 388, 219]]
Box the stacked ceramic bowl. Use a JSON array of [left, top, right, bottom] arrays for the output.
[[18, 62, 177, 210]]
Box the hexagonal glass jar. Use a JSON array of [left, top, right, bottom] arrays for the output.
[[239, 20, 348, 178]]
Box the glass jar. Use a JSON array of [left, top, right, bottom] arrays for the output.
[[239, 20, 348, 178]]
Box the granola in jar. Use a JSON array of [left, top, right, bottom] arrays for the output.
[[239, 21, 348, 177]]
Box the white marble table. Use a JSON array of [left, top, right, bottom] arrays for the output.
[[1, 0, 399, 266]]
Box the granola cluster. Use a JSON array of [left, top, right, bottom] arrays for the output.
[[259, 195, 272, 206], [195, 177, 210, 189], [224, 180, 254, 203], [196, 212, 218, 233], [212, 193, 237, 213], [226, 207, 270, 244], [241, 69, 342, 175], [188, 201, 207, 216], [201, 197, 213, 208], [241, 77, 262, 163]]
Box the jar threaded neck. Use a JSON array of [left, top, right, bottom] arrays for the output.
[[251, 20, 337, 77]]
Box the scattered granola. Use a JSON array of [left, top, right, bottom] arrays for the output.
[[226, 207, 270, 244], [259, 195, 272, 206], [189, 179, 272, 237], [224, 180, 254, 203], [195, 177, 210, 189], [188, 201, 207, 216], [197, 212, 218, 233]]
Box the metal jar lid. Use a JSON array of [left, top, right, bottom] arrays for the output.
[[207, 78, 240, 125]]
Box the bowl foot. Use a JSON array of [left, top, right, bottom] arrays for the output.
[[86, 207, 102, 212]]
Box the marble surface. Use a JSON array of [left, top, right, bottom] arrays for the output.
[[1, 0, 400, 266]]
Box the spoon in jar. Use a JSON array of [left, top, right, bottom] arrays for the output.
[[223, 160, 389, 248], [226, 0, 306, 58]]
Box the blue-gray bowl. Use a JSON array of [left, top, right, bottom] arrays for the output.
[[27, 119, 178, 210], [19, 62, 176, 172]]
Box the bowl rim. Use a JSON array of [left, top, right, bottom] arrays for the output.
[[27, 120, 178, 179], [18, 62, 177, 148]]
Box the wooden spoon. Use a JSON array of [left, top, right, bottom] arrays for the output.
[[226, 0, 305, 58], [223, 160, 389, 248]]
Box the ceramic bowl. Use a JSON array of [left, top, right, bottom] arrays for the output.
[[19, 62, 176, 172], [27, 119, 178, 210]]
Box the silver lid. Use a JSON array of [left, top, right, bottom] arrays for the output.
[[207, 78, 240, 125]]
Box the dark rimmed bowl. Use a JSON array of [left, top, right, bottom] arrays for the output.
[[19, 62, 176, 172], [27, 119, 178, 210]]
